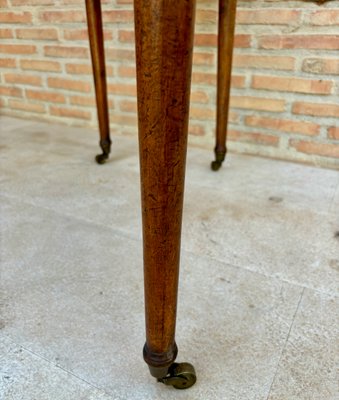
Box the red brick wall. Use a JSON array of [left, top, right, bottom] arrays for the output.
[[0, 0, 338, 168]]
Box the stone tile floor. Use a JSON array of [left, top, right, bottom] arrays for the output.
[[0, 116, 338, 400]]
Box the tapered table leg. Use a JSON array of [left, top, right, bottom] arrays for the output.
[[85, 0, 111, 164], [211, 0, 237, 171], [134, 0, 197, 389]]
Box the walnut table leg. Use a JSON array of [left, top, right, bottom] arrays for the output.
[[85, 0, 111, 164], [134, 0, 197, 389], [211, 0, 237, 171]]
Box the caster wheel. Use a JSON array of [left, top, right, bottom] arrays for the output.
[[95, 153, 108, 164], [211, 160, 222, 171], [158, 362, 196, 390], [95, 139, 111, 164]]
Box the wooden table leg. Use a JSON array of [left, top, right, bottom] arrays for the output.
[[134, 0, 197, 389], [211, 0, 237, 171], [85, 0, 111, 164]]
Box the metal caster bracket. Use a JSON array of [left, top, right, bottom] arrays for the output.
[[157, 363, 196, 390], [211, 149, 226, 171], [95, 139, 111, 164]]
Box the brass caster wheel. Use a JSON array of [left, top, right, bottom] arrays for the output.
[[211, 160, 222, 171], [95, 139, 111, 165], [95, 153, 109, 164], [211, 149, 226, 171], [158, 362, 196, 390]]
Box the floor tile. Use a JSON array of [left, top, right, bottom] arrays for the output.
[[0, 336, 113, 400], [186, 147, 339, 215], [2, 198, 303, 399], [182, 184, 339, 295], [1, 116, 338, 399], [267, 289, 339, 400]]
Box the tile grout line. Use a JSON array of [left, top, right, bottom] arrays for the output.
[[3, 334, 115, 400], [265, 287, 306, 400], [185, 248, 339, 299]]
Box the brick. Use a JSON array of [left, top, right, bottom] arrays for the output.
[[188, 124, 205, 136], [16, 28, 58, 40], [64, 28, 113, 42], [0, 44, 36, 55], [192, 72, 245, 88], [63, 29, 89, 41], [328, 126, 339, 140], [309, 10, 339, 26], [66, 63, 114, 76], [50, 105, 92, 120], [0, 29, 13, 39], [4, 73, 42, 87], [47, 77, 91, 93], [118, 30, 134, 43], [0, 58, 16, 68], [191, 91, 209, 104], [259, 35, 339, 50], [74, 95, 114, 108], [106, 48, 135, 61], [245, 115, 320, 136], [62, 0, 111, 3], [194, 34, 251, 48], [61, 0, 89, 3], [237, 9, 301, 25], [26, 89, 65, 103], [61, 0, 87, 3], [44, 45, 88, 58], [70, 95, 96, 107], [292, 102, 339, 118], [108, 83, 136, 96], [109, 114, 137, 127], [234, 34, 252, 48], [102, 10, 134, 23], [193, 52, 215, 66], [228, 130, 279, 146], [230, 96, 286, 112], [12, 0, 54, 4], [20, 59, 61, 72], [195, 9, 217, 24], [0, 86, 22, 97], [191, 72, 215, 86], [0, 11, 32, 23], [39, 11, 86, 23], [227, 111, 239, 124], [119, 100, 137, 113], [290, 140, 339, 158], [66, 63, 92, 75], [190, 107, 215, 120], [117, 65, 135, 78], [233, 54, 295, 71], [69, 96, 114, 109], [8, 99, 45, 113], [252, 75, 333, 95], [302, 58, 339, 75]]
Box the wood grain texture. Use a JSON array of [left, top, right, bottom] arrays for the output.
[[85, 0, 110, 147], [133, 0, 196, 370], [215, 0, 237, 158]]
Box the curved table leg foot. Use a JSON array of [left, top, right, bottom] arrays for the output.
[[211, 148, 226, 171], [95, 138, 111, 164]]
